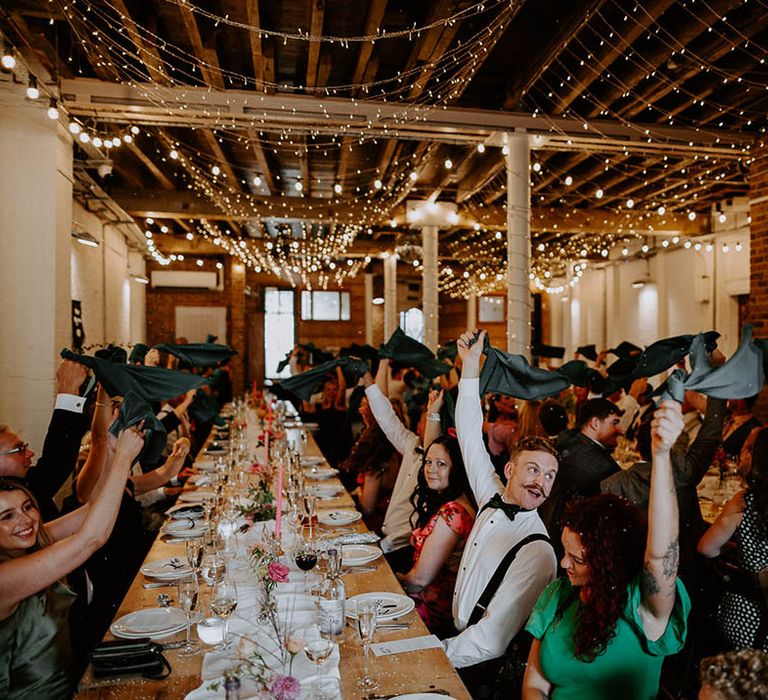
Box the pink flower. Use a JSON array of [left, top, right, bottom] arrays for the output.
[[269, 674, 300, 700], [267, 561, 290, 583], [249, 463, 264, 475]]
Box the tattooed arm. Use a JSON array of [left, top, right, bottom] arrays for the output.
[[638, 400, 684, 641]]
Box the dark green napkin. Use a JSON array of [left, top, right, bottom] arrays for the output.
[[277, 357, 370, 402], [95, 345, 128, 364], [61, 348, 207, 401], [609, 341, 642, 360], [340, 343, 379, 363], [576, 344, 598, 362], [437, 341, 458, 363], [532, 344, 566, 359], [108, 391, 167, 465], [128, 343, 150, 365], [378, 328, 450, 379], [188, 389, 223, 426], [153, 343, 237, 368], [655, 327, 763, 403]]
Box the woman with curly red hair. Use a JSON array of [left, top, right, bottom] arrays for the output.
[[522, 401, 691, 699]]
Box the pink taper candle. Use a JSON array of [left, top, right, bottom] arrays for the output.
[[275, 456, 283, 538]]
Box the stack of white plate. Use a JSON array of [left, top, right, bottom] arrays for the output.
[[304, 467, 338, 481], [340, 544, 382, 567], [311, 483, 343, 499], [163, 519, 207, 539], [318, 509, 362, 526], [346, 592, 415, 621], [140, 558, 194, 580], [110, 607, 188, 640]]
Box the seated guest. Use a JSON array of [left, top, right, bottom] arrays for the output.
[[523, 401, 690, 699], [397, 436, 476, 637], [444, 330, 559, 683], [0, 426, 143, 699], [700, 649, 768, 699], [363, 360, 443, 572], [698, 427, 768, 651], [339, 395, 401, 532], [302, 367, 352, 468], [722, 396, 761, 460], [539, 397, 623, 550], [0, 359, 88, 521]]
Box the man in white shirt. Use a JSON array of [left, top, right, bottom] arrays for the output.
[[445, 330, 559, 675], [362, 359, 443, 571]]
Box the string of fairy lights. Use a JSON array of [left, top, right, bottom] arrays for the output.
[[0, 0, 761, 298]]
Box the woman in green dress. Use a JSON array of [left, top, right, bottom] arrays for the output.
[[0, 425, 143, 699], [522, 401, 691, 700]]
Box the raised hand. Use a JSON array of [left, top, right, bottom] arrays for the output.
[[650, 400, 684, 456], [427, 387, 445, 412], [456, 329, 486, 379], [144, 348, 160, 367], [56, 358, 87, 395], [115, 423, 146, 463], [171, 437, 191, 460]]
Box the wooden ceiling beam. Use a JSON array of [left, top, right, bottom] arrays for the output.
[[301, 137, 311, 196], [109, 0, 169, 84], [248, 133, 278, 195], [350, 0, 388, 92], [455, 156, 504, 203], [305, 0, 325, 90], [245, 0, 268, 91], [177, 4, 225, 89], [550, 0, 676, 114], [585, 0, 742, 119], [503, 0, 607, 109], [126, 141, 175, 190], [5, 11, 72, 79]]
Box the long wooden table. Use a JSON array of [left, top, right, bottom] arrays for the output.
[[76, 418, 470, 699]]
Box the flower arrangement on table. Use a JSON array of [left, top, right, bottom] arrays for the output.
[[237, 483, 277, 526], [205, 543, 301, 699]]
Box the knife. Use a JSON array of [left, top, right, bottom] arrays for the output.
[[143, 582, 175, 589], [160, 641, 187, 650]]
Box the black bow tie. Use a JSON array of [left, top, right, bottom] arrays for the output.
[[480, 493, 528, 522]]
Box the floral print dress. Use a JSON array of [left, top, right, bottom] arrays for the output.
[[409, 500, 475, 637]]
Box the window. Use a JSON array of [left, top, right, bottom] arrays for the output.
[[399, 307, 424, 343], [301, 291, 351, 321], [479, 296, 505, 323], [264, 288, 295, 379]]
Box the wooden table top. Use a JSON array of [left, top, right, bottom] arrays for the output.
[[76, 418, 470, 700]]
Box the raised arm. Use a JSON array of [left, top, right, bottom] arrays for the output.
[[375, 358, 390, 395], [423, 388, 444, 447], [639, 400, 684, 638], [0, 427, 144, 618], [131, 437, 191, 495], [455, 330, 502, 505], [76, 384, 114, 503], [334, 365, 347, 410]]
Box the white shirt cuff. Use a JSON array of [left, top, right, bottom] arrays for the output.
[[55, 393, 85, 413]]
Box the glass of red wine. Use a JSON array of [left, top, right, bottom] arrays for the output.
[[294, 536, 318, 593]]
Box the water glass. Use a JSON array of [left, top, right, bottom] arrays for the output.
[[354, 601, 378, 691], [210, 577, 238, 649], [177, 574, 200, 657]]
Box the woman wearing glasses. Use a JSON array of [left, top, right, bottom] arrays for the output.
[[0, 425, 143, 699], [397, 435, 476, 638]]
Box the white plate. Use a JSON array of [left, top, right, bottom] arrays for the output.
[[110, 607, 188, 639], [392, 695, 457, 700], [178, 488, 215, 503], [311, 483, 343, 498], [304, 468, 338, 481], [168, 505, 203, 519], [341, 544, 382, 567], [318, 509, 362, 526], [346, 592, 415, 621], [188, 473, 211, 486], [141, 558, 194, 579], [164, 522, 207, 539], [301, 456, 325, 466]]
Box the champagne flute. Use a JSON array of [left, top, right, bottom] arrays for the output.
[[185, 538, 203, 578], [355, 601, 378, 691], [302, 493, 317, 540], [210, 577, 238, 649], [305, 638, 335, 698], [177, 574, 200, 657]]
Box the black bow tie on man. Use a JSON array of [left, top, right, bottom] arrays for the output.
[[479, 493, 529, 521]]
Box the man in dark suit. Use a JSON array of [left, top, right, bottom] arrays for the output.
[[0, 359, 88, 521]]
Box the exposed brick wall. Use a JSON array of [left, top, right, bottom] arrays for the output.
[[749, 138, 768, 339]]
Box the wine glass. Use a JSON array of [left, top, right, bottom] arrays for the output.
[[305, 638, 336, 698], [202, 496, 216, 531], [294, 537, 318, 593], [201, 547, 227, 587], [210, 577, 238, 649], [177, 574, 200, 657], [302, 493, 317, 539], [355, 601, 378, 691], [185, 538, 203, 578]]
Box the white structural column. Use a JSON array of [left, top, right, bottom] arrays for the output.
[[505, 130, 532, 354], [0, 89, 74, 451], [383, 254, 398, 339], [364, 273, 374, 344], [422, 225, 439, 351], [467, 292, 477, 331]]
